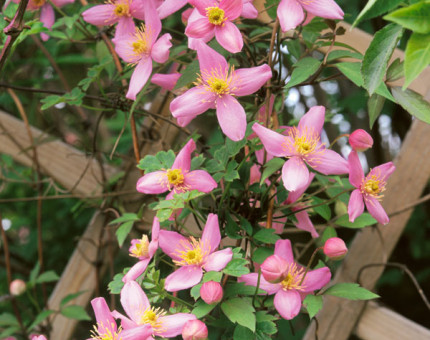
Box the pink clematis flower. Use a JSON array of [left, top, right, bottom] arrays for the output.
[[348, 151, 395, 225], [239, 239, 331, 320], [18, 0, 74, 41], [113, 281, 196, 338], [277, 0, 344, 32], [82, 0, 145, 38], [252, 106, 349, 192], [30, 336, 47, 340], [136, 139, 217, 199], [171, 41, 272, 141], [185, 0, 243, 53], [89, 297, 152, 340], [159, 213, 233, 291], [122, 217, 160, 283], [112, 0, 172, 100], [156, 0, 189, 19]]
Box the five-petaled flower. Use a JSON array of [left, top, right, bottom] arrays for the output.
[[171, 41, 272, 141], [348, 150, 395, 225], [159, 213, 233, 291], [239, 239, 331, 320]]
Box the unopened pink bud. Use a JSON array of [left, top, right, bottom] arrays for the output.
[[9, 279, 26, 296], [200, 281, 223, 305], [31, 335, 47, 340], [182, 319, 208, 340], [349, 129, 373, 152], [261, 255, 288, 283], [323, 237, 348, 260]]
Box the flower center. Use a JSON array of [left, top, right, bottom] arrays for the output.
[[140, 307, 166, 331], [167, 169, 185, 186], [32, 0, 46, 7], [173, 237, 210, 266], [90, 322, 122, 340], [294, 131, 318, 155], [114, 3, 130, 17], [130, 235, 149, 258], [206, 7, 226, 25], [361, 173, 385, 199], [208, 78, 229, 95], [132, 40, 147, 55], [128, 25, 152, 60], [196, 66, 237, 97], [280, 263, 305, 291]]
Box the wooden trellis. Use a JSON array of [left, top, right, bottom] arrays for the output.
[[1, 8, 430, 340]]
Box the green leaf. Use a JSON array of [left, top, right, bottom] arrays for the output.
[[108, 273, 125, 294], [29, 262, 40, 284], [234, 325, 255, 339], [61, 305, 91, 321], [303, 295, 323, 319], [226, 137, 246, 156], [368, 93, 385, 128], [0, 313, 19, 327], [404, 32, 430, 88], [318, 226, 337, 247], [221, 297, 256, 332], [224, 282, 266, 298], [36, 271, 60, 284], [391, 87, 430, 124], [260, 158, 284, 185], [60, 291, 86, 307], [335, 213, 377, 228], [386, 58, 404, 82], [324, 283, 380, 300], [384, 2, 430, 34], [115, 221, 134, 247], [361, 23, 403, 95], [311, 197, 331, 220], [224, 160, 240, 182], [285, 57, 321, 88], [223, 258, 250, 277], [214, 146, 229, 168], [28, 310, 55, 331], [203, 271, 223, 282], [284, 39, 302, 60], [252, 246, 274, 264], [352, 0, 403, 27], [109, 213, 139, 225], [174, 59, 200, 89], [190, 154, 205, 170], [192, 300, 216, 318], [257, 320, 277, 335], [253, 229, 280, 244], [326, 50, 363, 62]]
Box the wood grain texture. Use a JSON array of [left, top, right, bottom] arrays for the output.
[[355, 302, 430, 340]]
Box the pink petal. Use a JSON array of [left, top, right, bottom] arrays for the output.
[[287, 172, 315, 204], [368, 161, 395, 182], [143, 0, 161, 40], [216, 95, 246, 141], [274, 289, 302, 320], [151, 73, 181, 91], [159, 230, 189, 261], [151, 33, 172, 64], [172, 139, 196, 172], [348, 189, 364, 222], [242, 1, 258, 19], [151, 216, 160, 243], [40, 4, 55, 29], [129, 0, 145, 20], [157, 0, 188, 19], [82, 5, 117, 26], [307, 149, 349, 175], [115, 17, 135, 38], [185, 17, 215, 39], [365, 196, 389, 225], [220, 0, 243, 19], [301, 0, 344, 20], [232, 64, 272, 97], [201, 213, 221, 252], [348, 150, 364, 188], [188, 0, 214, 15], [274, 239, 294, 263], [111, 310, 137, 329], [121, 281, 150, 324], [126, 58, 153, 101], [282, 156, 309, 192], [195, 40, 228, 77], [122, 259, 151, 283], [170, 86, 215, 121], [302, 267, 331, 293], [215, 21, 243, 53], [51, 0, 74, 7], [203, 248, 233, 271], [293, 210, 319, 238], [121, 325, 153, 340], [158, 314, 197, 337], [252, 123, 291, 157], [136, 171, 167, 194], [113, 34, 140, 64], [298, 106, 325, 136], [165, 266, 203, 291], [238, 273, 281, 295], [184, 170, 218, 193], [277, 0, 304, 32], [91, 298, 117, 333]]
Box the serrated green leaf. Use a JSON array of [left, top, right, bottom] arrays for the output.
[[404, 32, 430, 88], [190, 283, 203, 300], [224, 161, 240, 182], [326, 50, 362, 62], [324, 283, 379, 300], [28, 310, 55, 331], [226, 137, 246, 156], [190, 154, 205, 170], [203, 271, 223, 282], [192, 300, 217, 318], [137, 155, 162, 172], [174, 59, 200, 89], [115, 221, 134, 247], [335, 213, 377, 228], [36, 271, 60, 284], [303, 295, 323, 319], [362, 24, 403, 95], [352, 0, 403, 27], [384, 2, 430, 34], [368, 93, 385, 128], [257, 320, 277, 335], [260, 158, 284, 185], [60, 291, 86, 307], [286, 57, 321, 88], [392, 87, 430, 124], [253, 229, 280, 244], [223, 258, 250, 277], [61, 305, 91, 321], [386, 58, 404, 82], [234, 325, 255, 339], [156, 150, 176, 169], [311, 197, 331, 220], [221, 297, 256, 332], [214, 146, 229, 167]]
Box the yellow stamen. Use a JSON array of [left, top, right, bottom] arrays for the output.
[[196, 66, 237, 97], [130, 235, 149, 258], [173, 237, 210, 266], [128, 25, 152, 60], [361, 172, 386, 199], [114, 3, 130, 17], [206, 7, 226, 25], [280, 263, 305, 291], [167, 169, 185, 186], [140, 306, 166, 331], [291, 127, 319, 156], [90, 322, 122, 340]]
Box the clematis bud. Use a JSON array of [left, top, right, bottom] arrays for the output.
[[9, 279, 26, 296], [200, 281, 223, 305], [31, 335, 47, 340], [323, 237, 348, 260], [182, 319, 208, 340], [261, 255, 288, 283], [349, 129, 373, 152]]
